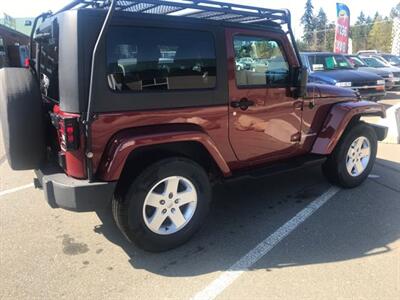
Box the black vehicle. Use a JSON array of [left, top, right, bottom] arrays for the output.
[[301, 52, 386, 101]]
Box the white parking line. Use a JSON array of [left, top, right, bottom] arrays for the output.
[[0, 183, 34, 197], [191, 186, 340, 300]]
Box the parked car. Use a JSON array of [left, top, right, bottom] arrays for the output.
[[357, 50, 379, 56], [301, 52, 386, 101], [0, 0, 387, 252], [361, 56, 400, 90], [345, 54, 396, 90], [356, 50, 400, 67], [379, 53, 400, 67]]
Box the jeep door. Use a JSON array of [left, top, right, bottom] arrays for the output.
[[226, 28, 303, 163]]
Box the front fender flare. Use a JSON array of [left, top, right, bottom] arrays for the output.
[[311, 101, 386, 155], [97, 128, 231, 181]]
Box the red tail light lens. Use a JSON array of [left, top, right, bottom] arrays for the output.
[[59, 118, 80, 151]]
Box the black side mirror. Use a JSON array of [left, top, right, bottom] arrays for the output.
[[292, 66, 308, 98], [299, 66, 308, 98]]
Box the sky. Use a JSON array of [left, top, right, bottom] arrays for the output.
[[0, 0, 397, 38]]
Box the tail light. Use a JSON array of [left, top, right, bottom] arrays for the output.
[[58, 117, 80, 151], [24, 58, 30, 68]]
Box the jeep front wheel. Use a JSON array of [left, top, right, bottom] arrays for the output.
[[112, 157, 211, 252], [322, 123, 377, 188]]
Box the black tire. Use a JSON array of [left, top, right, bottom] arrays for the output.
[[322, 122, 377, 188], [0, 68, 45, 170], [112, 157, 211, 252]]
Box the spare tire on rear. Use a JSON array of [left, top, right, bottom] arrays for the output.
[[0, 68, 45, 170]]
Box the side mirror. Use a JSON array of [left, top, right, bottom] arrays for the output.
[[297, 66, 308, 98], [291, 66, 308, 98]]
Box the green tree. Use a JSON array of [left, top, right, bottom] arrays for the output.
[[368, 15, 393, 52], [325, 22, 336, 52], [315, 8, 328, 50], [301, 0, 316, 45], [296, 39, 308, 51], [351, 12, 370, 52]]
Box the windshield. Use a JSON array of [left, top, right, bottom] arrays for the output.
[[307, 54, 353, 71], [363, 57, 386, 68], [347, 56, 367, 67]]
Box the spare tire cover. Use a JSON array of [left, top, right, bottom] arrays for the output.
[[0, 68, 45, 170]]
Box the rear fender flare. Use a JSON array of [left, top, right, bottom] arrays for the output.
[[97, 128, 231, 181], [311, 101, 386, 155]]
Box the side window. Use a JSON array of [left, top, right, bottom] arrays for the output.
[[106, 27, 217, 92], [233, 35, 289, 88]]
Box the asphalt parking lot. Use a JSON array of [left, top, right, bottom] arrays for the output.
[[1, 92, 399, 300]]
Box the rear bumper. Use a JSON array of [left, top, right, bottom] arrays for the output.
[[34, 163, 116, 212]]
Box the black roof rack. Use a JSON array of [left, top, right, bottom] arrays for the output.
[[55, 0, 291, 26]]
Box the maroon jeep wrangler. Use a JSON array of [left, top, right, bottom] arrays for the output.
[[0, 0, 387, 251]]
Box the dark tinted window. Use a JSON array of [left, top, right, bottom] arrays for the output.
[[307, 54, 353, 71], [233, 35, 289, 87], [106, 27, 216, 92]]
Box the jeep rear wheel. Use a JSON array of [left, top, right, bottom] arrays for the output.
[[322, 123, 377, 188], [0, 68, 45, 170], [112, 157, 211, 252]]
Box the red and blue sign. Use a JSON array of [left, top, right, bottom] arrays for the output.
[[334, 3, 350, 54]]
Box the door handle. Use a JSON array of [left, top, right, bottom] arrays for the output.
[[231, 98, 255, 111]]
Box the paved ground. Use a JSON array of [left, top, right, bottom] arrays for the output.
[[1, 92, 399, 300]]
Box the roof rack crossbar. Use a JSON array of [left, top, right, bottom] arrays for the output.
[[54, 0, 290, 25]]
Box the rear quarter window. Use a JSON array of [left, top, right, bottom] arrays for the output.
[[106, 26, 217, 92]]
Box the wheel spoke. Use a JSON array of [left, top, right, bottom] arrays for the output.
[[169, 209, 186, 228], [354, 161, 364, 175], [165, 177, 180, 196], [346, 159, 355, 175], [176, 190, 196, 206], [356, 138, 364, 150], [360, 148, 370, 158], [149, 209, 168, 231], [146, 192, 163, 208]]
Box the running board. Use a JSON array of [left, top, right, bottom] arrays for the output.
[[227, 155, 326, 181]]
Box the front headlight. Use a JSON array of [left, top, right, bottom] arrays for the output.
[[377, 80, 385, 85], [335, 82, 352, 87]]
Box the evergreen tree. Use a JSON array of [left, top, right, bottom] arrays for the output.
[[301, 0, 316, 45], [315, 8, 328, 50], [351, 11, 370, 52], [325, 22, 336, 52]]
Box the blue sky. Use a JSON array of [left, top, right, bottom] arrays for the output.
[[0, 0, 397, 38]]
